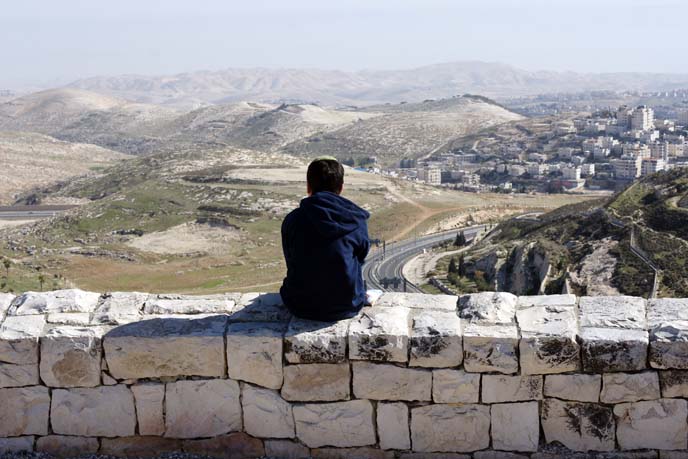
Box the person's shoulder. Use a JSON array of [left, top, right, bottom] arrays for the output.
[[282, 207, 302, 229]]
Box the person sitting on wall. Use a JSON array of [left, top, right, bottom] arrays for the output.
[[280, 157, 370, 321]]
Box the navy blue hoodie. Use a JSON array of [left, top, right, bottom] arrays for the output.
[[280, 191, 370, 321]]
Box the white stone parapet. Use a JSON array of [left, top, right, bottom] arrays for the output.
[[1, 289, 688, 456]]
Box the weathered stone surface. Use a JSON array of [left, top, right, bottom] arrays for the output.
[[661, 452, 688, 459], [282, 363, 350, 402], [377, 402, 410, 450], [517, 294, 577, 308], [660, 370, 688, 398], [462, 323, 519, 373], [600, 372, 660, 403], [51, 385, 135, 437], [474, 452, 529, 459], [293, 400, 375, 448], [242, 383, 295, 439], [92, 292, 147, 325], [579, 296, 647, 329], [36, 435, 99, 457], [0, 436, 34, 453], [349, 307, 410, 362], [226, 321, 285, 389], [46, 313, 91, 326], [231, 292, 291, 322], [100, 437, 182, 456], [131, 383, 165, 436], [143, 293, 236, 314], [411, 404, 490, 453], [400, 454, 470, 459], [544, 374, 601, 402], [580, 327, 648, 372], [541, 398, 615, 452], [458, 292, 517, 324], [165, 379, 242, 438], [376, 292, 458, 311], [352, 362, 431, 401], [285, 317, 348, 363], [432, 369, 480, 403], [10, 289, 101, 316], [533, 453, 657, 459], [0, 315, 45, 364], [614, 399, 688, 450], [39, 326, 104, 388], [650, 323, 688, 370], [409, 310, 462, 368], [265, 440, 310, 459], [491, 402, 539, 452], [648, 298, 688, 325], [0, 386, 49, 436], [104, 315, 227, 379], [312, 447, 394, 459], [0, 362, 39, 388], [101, 372, 117, 385], [0, 293, 13, 322], [183, 433, 265, 459], [517, 304, 580, 374], [482, 374, 543, 403]]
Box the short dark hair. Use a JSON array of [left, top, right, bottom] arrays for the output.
[[307, 158, 344, 194]]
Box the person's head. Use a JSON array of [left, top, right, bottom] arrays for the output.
[[307, 157, 344, 195]]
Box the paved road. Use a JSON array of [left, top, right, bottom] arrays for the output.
[[0, 205, 77, 220], [363, 225, 486, 293]]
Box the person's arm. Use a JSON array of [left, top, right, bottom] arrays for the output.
[[355, 222, 370, 263]]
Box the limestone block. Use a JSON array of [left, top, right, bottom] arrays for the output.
[[648, 298, 688, 326], [293, 400, 375, 448], [517, 294, 577, 308], [579, 295, 647, 329], [0, 436, 34, 453], [282, 363, 350, 402], [51, 385, 135, 437], [491, 402, 539, 452], [474, 452, 529, 459], [614, 399, 688, 450], [533, 454, 657, 459], [165, 379, 242, 438], [458, 292, 517, 324], [0, 386, 49, 436], [349, 307, 410, 362], [649, 320, 688, 369], [409, 309, 462, 368], [600, 372, 660, 403], [285, 317, 349, 363], [0, 362, 39, 388], [265, 440, 310, 459], [544, 374, 601, 402], [104, 314, 227, 379], [92, 292, 147, 325], [231, 292, 291, 322], [432, 369, 480, 403], [410, 404, 490, 453], [375, 292, 458, 311], [312, 447, 395, 459], [352, 362, 431, 401], [39, 326, 104, 388], [541, 398, 615, 451], [0, 315, 45, 364], [580, 327, 648, 372], [242, 383, 295, 439], [36, 435, 99, 457], [131, 383, 165, 436], [482, 374, 543, 403], [660, 370, 688, 398], [462, 323, 519, 373], [377, 402, 410, 450], [661, 453, 688, 459], [10, 289, 100, 316], [226, 321, 285, 389], [0, 293, 13, 321], [143, 293, 236, 314], [400, 454, 470, 459], [183, 433, 265, 459], [517, 304, 580, 374], [100, 437, 182, 456], [46, 313, 91, 326]]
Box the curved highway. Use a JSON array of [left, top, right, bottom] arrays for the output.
[[363, 225, 486, 293]]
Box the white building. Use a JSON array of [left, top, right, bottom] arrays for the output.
[[650, 142, 669, 161], [641, 158, 667, 176], [417, 167, 441, 185], [508, 164, 527, 177], [593, 146, 610, 161], [526, 163, 548, 177], [679, 110, 688, 127], [561, 165, 582, 181], [613, 156, 642, 180], [631, 106, 655, 131], [580, 163, 596, 177]]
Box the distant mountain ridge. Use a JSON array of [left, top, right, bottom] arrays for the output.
[[65, 61, 688, 109]]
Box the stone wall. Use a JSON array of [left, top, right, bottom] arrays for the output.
[[1, 289, 688, 458]]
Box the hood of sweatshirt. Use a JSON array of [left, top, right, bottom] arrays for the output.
[[299, 191, 370, 240]]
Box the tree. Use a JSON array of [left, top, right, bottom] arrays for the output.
[[454, 231, 467, 247], [458, 254, 467, 277], [38, 274, 45, 291], [2, 258, 9, 280], [448, 257, 458, 274]]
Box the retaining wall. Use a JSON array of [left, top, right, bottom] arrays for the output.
[[1, 289, 688, 458]]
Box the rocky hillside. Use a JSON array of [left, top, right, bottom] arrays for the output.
[[448, 168, 688, 298]]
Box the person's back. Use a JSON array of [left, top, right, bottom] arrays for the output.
[[280, 158, 370, 321]]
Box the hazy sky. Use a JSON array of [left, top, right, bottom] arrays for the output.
[[1, 0, 684, 88]]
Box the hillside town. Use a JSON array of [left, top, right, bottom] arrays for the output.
[[378, 105, 688, 193]]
